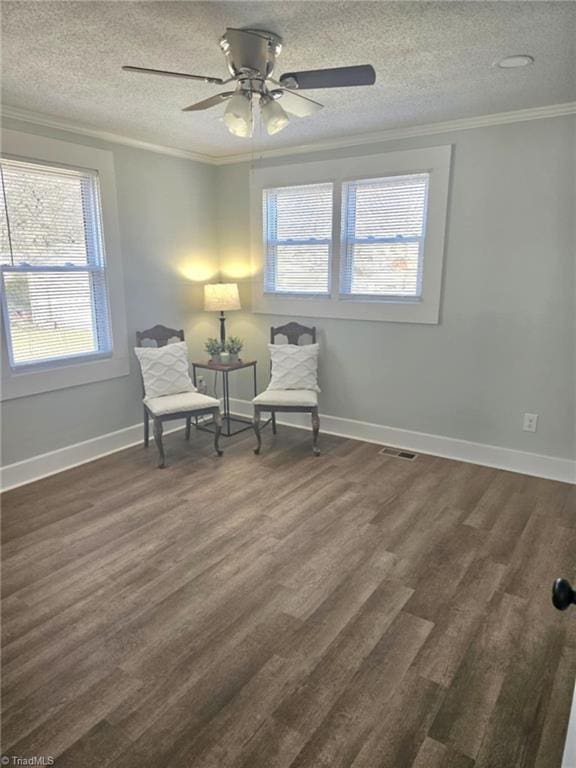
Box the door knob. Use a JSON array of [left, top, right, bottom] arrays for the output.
[[552, 578, 576, 611]]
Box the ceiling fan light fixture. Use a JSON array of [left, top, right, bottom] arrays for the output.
[[260, 95, 289, 135], [123, 28, 377, 140], [223, 91, 253, 137]]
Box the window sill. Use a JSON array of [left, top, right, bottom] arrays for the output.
[[251, 292, 440, 324], [1, 353, 130, 401], [9, 350, 113, 375], [338, 294, 422, 304], [264, 291, 331, 299]]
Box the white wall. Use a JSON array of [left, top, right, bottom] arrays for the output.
[[217, 116, 576, 462], [1, 118, 219, 466]]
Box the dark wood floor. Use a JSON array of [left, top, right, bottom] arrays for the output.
[[1, 425, 575, 767]]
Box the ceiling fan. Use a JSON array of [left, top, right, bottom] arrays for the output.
[[123, 27, 376, 138]]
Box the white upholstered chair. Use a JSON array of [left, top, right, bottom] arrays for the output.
[[252, 322, 320, 456], [135, 325, 222, 468]]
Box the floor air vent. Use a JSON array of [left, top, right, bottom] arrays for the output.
[[379, 447, 418, 461]]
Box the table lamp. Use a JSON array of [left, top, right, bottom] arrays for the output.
[[204, 283, 241, 343]]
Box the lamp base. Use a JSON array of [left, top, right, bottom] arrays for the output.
[[219, 312, 226, 344]]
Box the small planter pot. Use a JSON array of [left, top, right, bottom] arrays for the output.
[[228, 353, 239, 364], [219, 351, 230, 364], [210, 354, 220, 364]]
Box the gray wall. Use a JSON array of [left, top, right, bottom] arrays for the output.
[[1, 119, 219, 465], [217, 116, 576, 461], [2, 115, 574, 467]]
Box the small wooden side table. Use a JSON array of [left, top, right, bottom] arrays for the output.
[[192, 359, 257, 437]]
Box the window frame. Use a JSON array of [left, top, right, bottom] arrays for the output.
[[0, 160, 113, 371], [263, 181, 334, 298], [339, 173, 430, 301], [0, 130, 128, 401], [250, 145, 452, 324]]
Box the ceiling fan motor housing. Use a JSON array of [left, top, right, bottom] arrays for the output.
[[220, 28, 283, 87]]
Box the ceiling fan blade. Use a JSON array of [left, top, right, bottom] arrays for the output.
[[273, 89, 323, 118], [122, 65, 225, 85], [182, 92, 235, 111], [279, 65, 376, 90]]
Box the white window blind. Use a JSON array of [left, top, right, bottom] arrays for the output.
[[263, 183, 333, 295], [341, 173, 429, 299], [0, 158, 112, 369]]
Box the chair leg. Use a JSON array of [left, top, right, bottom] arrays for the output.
[[272, 412, 277, 435], [311, 407, 320, 456], [153, 417, 165, 468], [143, 408, 149, 447], [253, 408, 262, 455], [214, 410, 223, 457], [185, 416, 191, 441]]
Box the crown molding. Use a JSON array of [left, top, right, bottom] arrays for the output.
[[1, 105, 213, 164], [214, 101, 576, 164], [2, 101, 575, 167]]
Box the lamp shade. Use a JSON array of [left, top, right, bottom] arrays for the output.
[[204, 283, 241, 312]]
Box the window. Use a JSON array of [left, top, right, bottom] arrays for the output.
[[0, 158, 112, 370], [251, 145, 451, 324], [341, 173, 429, 300], [0, 130, 128, 401], [263, 183, 333, 295]]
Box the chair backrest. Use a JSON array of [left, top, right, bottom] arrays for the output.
[[135, 325, 186, 399], [270, 321, 316, 346], [136, 324, 184, 348]]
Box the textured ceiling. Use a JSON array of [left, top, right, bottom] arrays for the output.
[[2, 1, 575, 158]]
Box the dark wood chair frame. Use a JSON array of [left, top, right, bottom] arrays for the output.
[[253, 321, 320, 456], [135, 324, 222, 468]]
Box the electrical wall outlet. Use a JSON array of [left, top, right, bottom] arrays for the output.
[[523, 413, 538, 432]]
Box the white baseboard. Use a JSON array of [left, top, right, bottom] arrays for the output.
[[230, 398, 575, 485], [0, 420, 188, 492], [1, 403, 574, 492]]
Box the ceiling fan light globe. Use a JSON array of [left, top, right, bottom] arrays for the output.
[[261, 98, 289, 135], [223, 92, 253, 137], [223, 112, 253, 137]]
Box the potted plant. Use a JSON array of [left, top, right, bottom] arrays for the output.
[[204, 337, 222, 363], [225, 336, 244, 363]]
